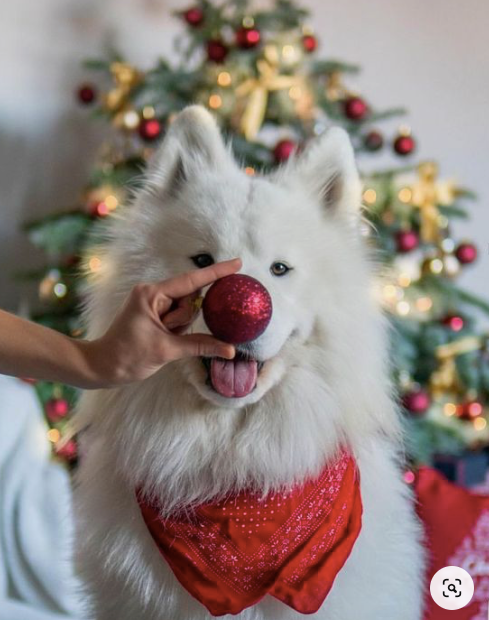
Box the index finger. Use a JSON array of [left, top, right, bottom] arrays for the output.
[[159, 258, 242, 300]]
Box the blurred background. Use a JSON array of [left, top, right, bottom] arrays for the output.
[[0, 2, 488, 619], [0, 0, 488, 313]]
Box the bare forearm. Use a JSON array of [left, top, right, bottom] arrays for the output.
[[0, 310, 100, 388]]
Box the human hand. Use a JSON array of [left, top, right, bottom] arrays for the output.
[[82, 258, 241, 388]]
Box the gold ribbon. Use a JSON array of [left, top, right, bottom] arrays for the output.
[[430, 336, 485, 398], [409, 162, 457, 244], [103, 62, 142, 113], [235, 58, 304, 140]]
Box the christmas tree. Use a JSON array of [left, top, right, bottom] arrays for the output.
[[22, 0, 489, 467]]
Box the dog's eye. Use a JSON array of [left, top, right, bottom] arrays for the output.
[[191, 253, 215, 269], [270, 262, 291, 277]]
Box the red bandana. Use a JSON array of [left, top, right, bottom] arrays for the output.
[[137, 452, 362, 616]]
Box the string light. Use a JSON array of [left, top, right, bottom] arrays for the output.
[[123, 110, 140, 129], [403, 471, 415, 484], [282, 45, 295, 58], [397, 301, 411, 316], [53, 283, 67, 299], [441, 238, 455, 253], [383, 285, 398, 301], [363, 189, 377, 205], [416, 297, 433, 312], [142, 106, 155, 119], [104, 195, 118, 211], [209, 94, 222, 109], [398, 188, 412, 203], [443, 403, 457, 417], [429, 258, 444, 274], [242, 16, 254, 27], [217, 72, 232, 87], [47, 429, 61, 443], [468, 402, 483, 417], [398, 273, 411, 288], [245, 167, 255, 176], [474, 417, 487, 431]]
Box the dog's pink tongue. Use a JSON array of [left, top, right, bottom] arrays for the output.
[[210, 358, 258, 398]]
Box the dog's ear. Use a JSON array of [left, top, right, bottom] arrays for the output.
[[145, 105, 232, 197], [293, 127, 361, 219]]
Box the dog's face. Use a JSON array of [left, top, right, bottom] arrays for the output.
[[119, 106, 364, 409], [88, 107, 381, 417]]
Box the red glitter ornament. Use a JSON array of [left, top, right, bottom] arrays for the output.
[[441, 314, 465, 332], [139, 118, 162, 141], [363, 130, 384, 152], [457, 400, 483, 421], [45, 398, 70, 422], [55, 439, 78, 462], [302, 34, 318, 53], [393, 134, 416, 156], [206, 40, 229, 63], [183, 6, 204, 27], [395, 230, 419, 253], [203, 274, 273, 344], [273, 139, 297, 163], [343, 96, 369, 121], [77, 84, 96, 105], [402, 389, 430, 415], [455, 242, 478, 265], [236, 26, 261, 49]]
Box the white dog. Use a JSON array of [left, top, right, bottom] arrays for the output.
[[73, 106, 425, 620]]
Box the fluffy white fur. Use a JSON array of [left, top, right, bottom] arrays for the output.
[[73, 106, 425, 619]]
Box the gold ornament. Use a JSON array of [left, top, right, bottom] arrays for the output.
[[103, 62, 143, 114], [408, 162, 457, 244], [430, 336, 484, 398], [235, 55, 305, 140]]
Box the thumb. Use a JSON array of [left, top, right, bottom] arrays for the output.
[[166, 333, 235, 361]]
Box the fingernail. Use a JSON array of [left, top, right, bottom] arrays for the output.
[[220, 346, 235, 359]]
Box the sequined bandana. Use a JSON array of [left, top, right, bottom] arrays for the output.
[[137, 452, 362, 616]]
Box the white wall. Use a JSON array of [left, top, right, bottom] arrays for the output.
[[0, 0, 487, 313]]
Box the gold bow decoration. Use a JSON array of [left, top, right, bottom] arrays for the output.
[[430, 336, 486, 398], [103, 62, 143, 114], [407, 162, 457, 244], [235, 51, 306, 140]]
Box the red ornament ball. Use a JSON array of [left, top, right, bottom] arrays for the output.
[[139, 118, 162, 141], [206, 40, 229, 63], [55, 439, 78, 462], [343, 96, 369, 121], [363, 130, 384, 152], [441, 314, 465, 332], [457, 400, 483, 421], [395, 230, 419, 253], [203, 274, 273, 344], [77, 84, 96, 105], [46, 398, 70, 422], [183, 6, 204, 26], [393, 134, 416, 156], [273, 139, 297, 163], [455, 242, 478, 265], [236, 26, 261, 49], [302, 34, 318, 53], [402, 389, 430, 415]]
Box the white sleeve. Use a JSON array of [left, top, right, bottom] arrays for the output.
[[0, 376, 85, 619]]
